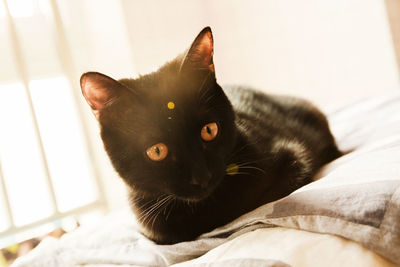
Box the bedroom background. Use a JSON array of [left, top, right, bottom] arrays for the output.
[[0, 0, 399, 265]]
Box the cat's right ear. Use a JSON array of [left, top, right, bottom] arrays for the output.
[[80, 72, 124, 119]]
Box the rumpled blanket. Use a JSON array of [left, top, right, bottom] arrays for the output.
[[12, 90, 400, 266]]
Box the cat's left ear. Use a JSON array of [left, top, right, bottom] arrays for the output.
[[180, 27, 215, 73]]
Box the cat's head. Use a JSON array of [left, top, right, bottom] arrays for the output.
[[80, 27, 237, 201]]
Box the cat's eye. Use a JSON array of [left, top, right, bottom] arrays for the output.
[[201, 122, 218, 141], [146, 143, 168, 161]]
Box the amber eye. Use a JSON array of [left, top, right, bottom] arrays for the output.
[[146, 143, 168, 161], [201, 122, 218, 141]]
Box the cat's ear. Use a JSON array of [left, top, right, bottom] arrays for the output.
[[80, 72, 125, 119], [180, 27, 215, 73]]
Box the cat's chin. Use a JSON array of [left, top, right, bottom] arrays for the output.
[[133, 185, 215, 203], [174, 193, 210, 203], [174, 179, 222, 203]]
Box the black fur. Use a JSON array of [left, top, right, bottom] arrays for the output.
[[80, 27, 341, 244]]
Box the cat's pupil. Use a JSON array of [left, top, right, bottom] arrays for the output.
[[155, 146, 160, 155], [206, 126, 212, 135]]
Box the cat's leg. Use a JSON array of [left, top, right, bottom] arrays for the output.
[[258, 138, 315, 204], [271, 138, 313, 186]]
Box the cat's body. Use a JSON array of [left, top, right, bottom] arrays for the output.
[[129, 86, 340, 243], [81, 27, 341, 244]]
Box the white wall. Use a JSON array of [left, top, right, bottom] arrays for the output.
[[58, 0, 134, 211], [121, 0, 400, 108]]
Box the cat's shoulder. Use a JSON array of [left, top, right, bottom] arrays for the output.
[[222, 85, 316, 112]]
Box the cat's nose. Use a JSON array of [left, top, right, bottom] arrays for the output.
[[190, 172, 211, 189]]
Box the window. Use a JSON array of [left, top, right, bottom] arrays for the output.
[[0, 0, 107, 248]]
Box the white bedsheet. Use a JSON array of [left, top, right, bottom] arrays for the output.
[[173, 228, 395, 267], [12, 90, 400, 267]]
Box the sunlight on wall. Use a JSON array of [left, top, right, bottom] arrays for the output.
[[29, 77, 97, 212], [0, 77, 97, 226], [122, 0, 400, 107], [0, 0, 49, 18], [0, 82, 53, 226], [0, 181, 9, 231], [0, 0, 34, 18]]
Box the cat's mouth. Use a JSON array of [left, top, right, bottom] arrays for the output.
[[180, 186, 214, 202], [174, 174, 224, 202]]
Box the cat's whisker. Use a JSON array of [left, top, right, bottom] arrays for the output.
[[152, 195, 174, 225], [149, 195, 173, 229], [188, 199, 195, 214], [237, 166, 266, 173], [231, 156, 274, 167], [227, 139, 264, 160], [143, 196, 164, 213], [228, 171, 259, 177], [165, 196, 178, 221], [235, 172, 262, 178], [198, 72, 212, 99], [162, 195, 175, 215], [135, 200, 157, 219], [229, 143, 255, 158], [229, 147, 269, 163], [231, 171, 252, 176], [152, 195, 171, 211], [199, 89, 208, 102], [166, 202, 174, 221], [203, 92, 217, 104], [143, 199, 168, 227], [235, 161, 265, 167], [113, 123, 138, 136], [137, 194, 170, 225]]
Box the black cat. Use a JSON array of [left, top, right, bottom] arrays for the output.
[[80, 27, 341, 244]]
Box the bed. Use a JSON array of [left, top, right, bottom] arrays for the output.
[[12, 90, 400, 266]]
